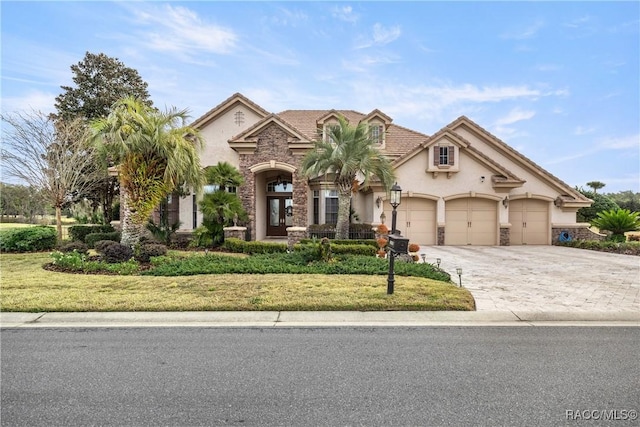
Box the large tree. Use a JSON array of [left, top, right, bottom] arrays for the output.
[[55, 52, 152, 120], [301, 115, 395, 239], [91, 97, 204, 247], [54, 52, 153, 223], [1, 111, 102, 241]]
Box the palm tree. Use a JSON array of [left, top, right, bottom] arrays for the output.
[[301, 115, 395, 239], [91, 97, 204, 246], [205, 161, 244, 191], [586, 181, 606, 194], [591, 208, 640, 242]]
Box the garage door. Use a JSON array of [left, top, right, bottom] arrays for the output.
[[445, 198, 497, 245], [383, 197, 436, 245], [509, 199, 549, 245]]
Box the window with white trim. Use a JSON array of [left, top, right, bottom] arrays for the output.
[[435, 145, 455, 166], [370, 124, 384, 145], [324, 190, 339, 224]]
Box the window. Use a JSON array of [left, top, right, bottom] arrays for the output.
[[324, 190, 339, 224], [324, 122, 337, 144], [435, 146, 455, 166], [267, 180, 292, 193], [204, 184, 236, 193], [234, 110, 245, 126], [370, 124, 383, 144], [313, 190, 320, 225]]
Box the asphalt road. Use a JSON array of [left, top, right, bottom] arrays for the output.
[[2, 327, 639, 426]]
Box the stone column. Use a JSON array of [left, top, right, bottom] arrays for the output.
[[224, 226, 248, 241], [286, 226, 307, 249]]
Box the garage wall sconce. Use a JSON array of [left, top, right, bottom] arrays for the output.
[[456, 267, 463, 287], [480, 176, 485, 183], [380, 212, 386, 225], [502, 196, 509, 208], [375, 196, 382, 208]]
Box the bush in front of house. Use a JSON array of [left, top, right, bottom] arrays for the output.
[[101, 243, 134, 263], [134, 243, 168, 263], [69, 225, 115, 242], [556, 239, 640, 256], [57, 241, 89, 256], [85, 232, 121, 249], [222, 238, 288, 254], [0, 226, 57, 252]]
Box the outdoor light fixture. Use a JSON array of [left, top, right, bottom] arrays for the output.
[[436, 258, 441, 268], [389, 182, 402, 209], [380, 212, 386, 224], [480, 176, 485, 183], [375, 196, 382, 208], [502, 196, 509, 208], [387, 182, 402, 295], [456, 267, 463, 287], [420, 253, 426, 263]]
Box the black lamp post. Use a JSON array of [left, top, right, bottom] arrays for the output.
[[387, 182, 402, 295]]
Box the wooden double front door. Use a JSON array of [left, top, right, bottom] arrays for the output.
[[266, 196, 293, 236]]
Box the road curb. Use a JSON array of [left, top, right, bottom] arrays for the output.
[[1, 311, 639, 328]]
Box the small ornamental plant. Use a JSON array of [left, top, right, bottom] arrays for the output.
[[408, 243, 420, 253], [376, 237, 388, 249], [376, 224, 389, 235]]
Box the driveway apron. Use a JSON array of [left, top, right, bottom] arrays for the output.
[[419, 246, 640, 313]]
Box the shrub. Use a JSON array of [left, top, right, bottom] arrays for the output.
[[94, 240, 120, 253], [50, 250, 86, 270], [376, 224, 389, 235], [85, 232, 121, 249], [101, 243, 134, 263], [330, 244, 376, 256], [591, 209, 640, 240], [222, 238, 288, 254], [68, 225, 115, 242], [58, 241, 89, 256], [408, 243, 420, 253], [0, 226, 57, 252], [348, 223, 375, 239], [318, 237, 332, 262], [135, 243, 168, 263], [556, 240, 640, 256]]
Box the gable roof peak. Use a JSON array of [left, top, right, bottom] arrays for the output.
[[190, 92, 270, 129]]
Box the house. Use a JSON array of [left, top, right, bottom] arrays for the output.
[[169, 92, 593, 246]]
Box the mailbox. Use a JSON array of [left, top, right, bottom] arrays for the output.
[[387, 234, 409, 254]]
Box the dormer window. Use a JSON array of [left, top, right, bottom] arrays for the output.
[[324, 122, 337, 143], [370, 124, 383, 145], [435, 145, 455, 166]]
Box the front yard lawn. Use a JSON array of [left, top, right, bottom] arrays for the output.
[[0, 252, 475, 312]]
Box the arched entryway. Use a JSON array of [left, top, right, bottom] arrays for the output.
[[265, 175, 293, 237]]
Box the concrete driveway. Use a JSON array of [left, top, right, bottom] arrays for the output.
[[420, 246, 640, 313]]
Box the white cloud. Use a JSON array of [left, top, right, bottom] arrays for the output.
[[355, 23, 401, 49], [546, 134, 639, 165], [495, 108, 536, 126], [574, 126, 595, 136], [132, 5, 237, 55], [1, 90, 56, 114], [502, 20, 545, 40], [332, 5, 358, 23], [271, 7, 309, 27]]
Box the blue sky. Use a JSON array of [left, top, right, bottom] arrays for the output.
[[2, 1, 639, 192]]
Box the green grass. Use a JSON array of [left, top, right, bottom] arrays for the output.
[[0, 252, 475, 312]]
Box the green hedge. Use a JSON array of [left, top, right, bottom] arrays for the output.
[[85, 232, 121, 249], [299, 238, 377, 247], [69, 225, 115, 242], [556, 240, 640, 255], [222, 238, 288, 254], [0, 226, 57, 253]]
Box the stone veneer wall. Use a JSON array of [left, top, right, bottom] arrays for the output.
[[437, 226, 445, 246], [552, 225, 606, 243], [237, 123, 309, 241], [500, 227, 510, 246]]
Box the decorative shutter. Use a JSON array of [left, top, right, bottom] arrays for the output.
[[448, 146, 455, 165], [378, 125, 384, 144], [434, 147, 439, 165]]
